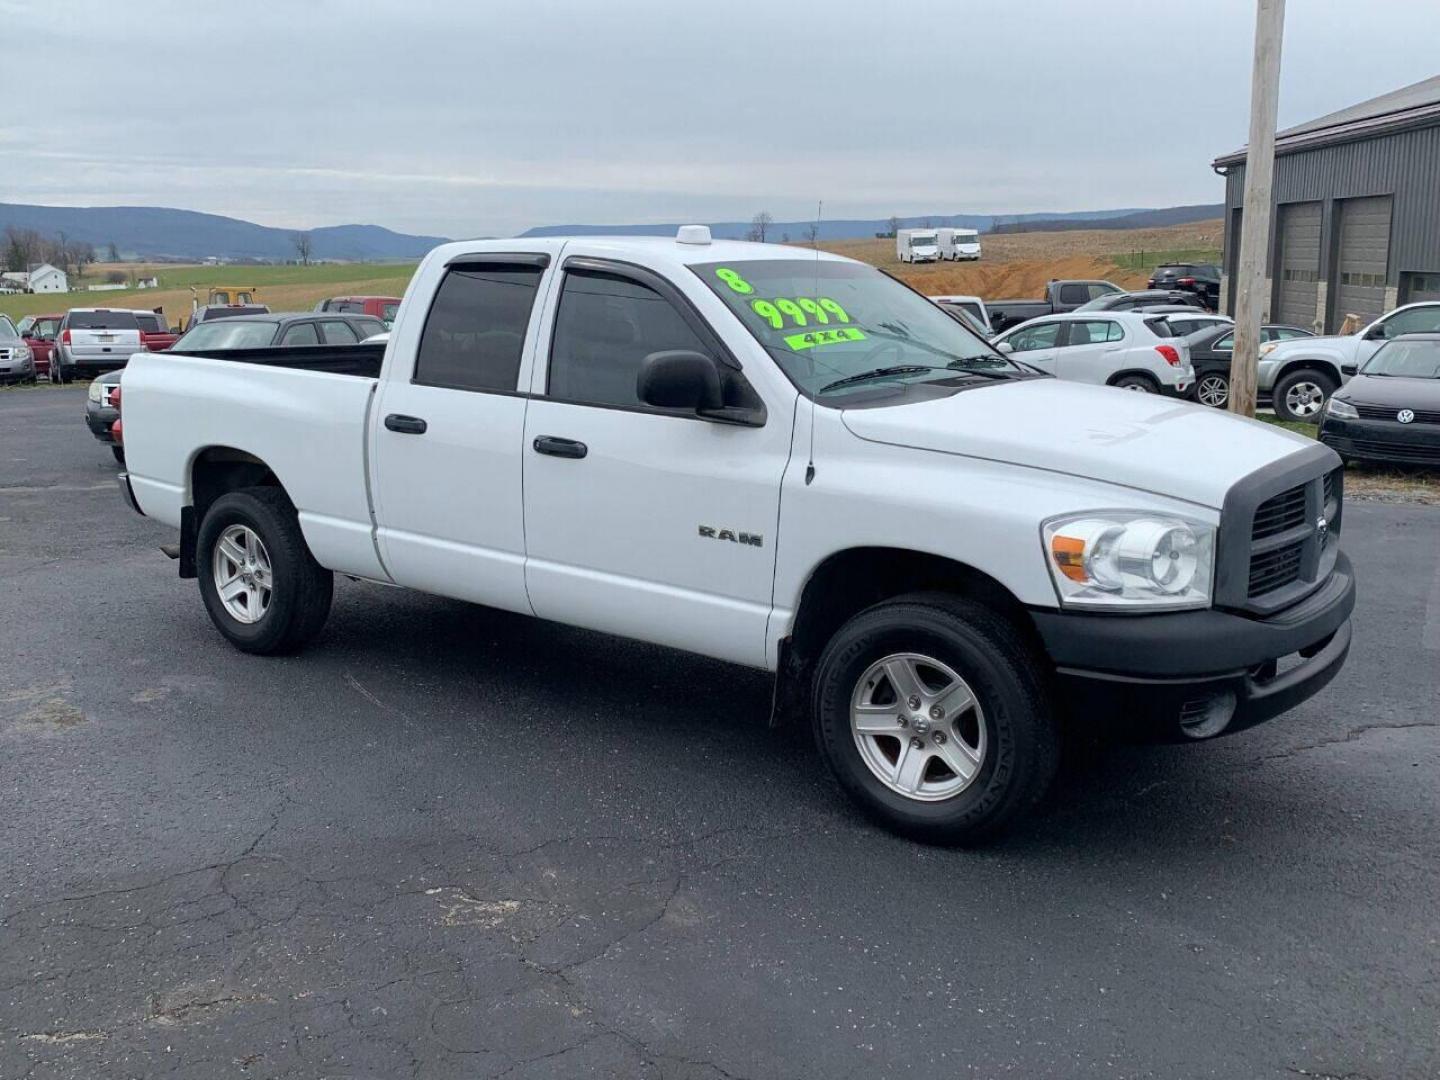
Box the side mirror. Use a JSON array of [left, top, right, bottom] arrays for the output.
[[997, 341, 1015, 354], [1364, 324, 1387, 340], [637, 350, 724, 412], [1341, 363, 1358, 376]]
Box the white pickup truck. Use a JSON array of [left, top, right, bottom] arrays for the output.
[[115, 228, 1355, 843]]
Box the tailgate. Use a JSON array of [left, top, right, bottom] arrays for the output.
[[71, 328, 142, 358]]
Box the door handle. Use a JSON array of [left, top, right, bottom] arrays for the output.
[[532, 435, 588, 459], [384, 413, 427, 435]]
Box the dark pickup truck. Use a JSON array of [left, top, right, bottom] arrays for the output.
[[986, 279, 1123, 333]]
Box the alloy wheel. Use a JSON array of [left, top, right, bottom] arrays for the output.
[[212, 524, 273, 624]]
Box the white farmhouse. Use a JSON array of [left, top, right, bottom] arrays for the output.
[[27, 263, 69, 293]]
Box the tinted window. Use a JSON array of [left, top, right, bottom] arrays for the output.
[[1057, 284, 1089, 305], [1271, 327, 1310, 339], [134, 313, 163, 333], [279, 322, 321, 346], [175, 320, 279, 349], [549, 270, 709, 407], [354, 318, 387, 339], [320, 320, 359, 344], [1214, 332, 1235, 350], [1379, 306, 1440, 338], [414, 264, 543, 392], [1069, 320, 1123, 345], [1007, 321, 1063, 352], [67, 310, 139, 330], [333, 301, 364, 313]]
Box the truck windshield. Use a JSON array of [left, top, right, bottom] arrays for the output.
[[910, 236, 936, 247], [692, 258, 1015, 398]]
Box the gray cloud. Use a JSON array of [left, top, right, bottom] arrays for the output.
[[6, 0, 1438, 236]]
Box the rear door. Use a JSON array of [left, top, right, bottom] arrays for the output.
[[519, 255, 788, 668], [318, 319, 359, 344], [1056, 318, 1125, 384], [370, 254, 553, 612], [66, 310, 142, 366]]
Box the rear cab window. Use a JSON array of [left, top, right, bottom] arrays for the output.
[[413, 262, 545, 392]]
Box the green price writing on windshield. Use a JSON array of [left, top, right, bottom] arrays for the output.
[[784, 327, 867, 351], [715, 268, 754, 294], [750, 296, 851, 330]]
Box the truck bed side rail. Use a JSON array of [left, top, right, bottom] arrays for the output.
[[166, 343, 385, 378]]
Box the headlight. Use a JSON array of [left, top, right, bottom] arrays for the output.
[[1042, 512, 1215, 610], [87, 381, 105, 403], [1258, 342, 1279, 358], [1326, 397, 1358, 419], [15, 345, 30, 361]]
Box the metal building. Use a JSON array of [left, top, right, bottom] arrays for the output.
[[1213, 74, 1440, 333]]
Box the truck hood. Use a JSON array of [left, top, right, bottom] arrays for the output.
[[840, 379, 1317, 508], [1265, 333, 1358, 365]]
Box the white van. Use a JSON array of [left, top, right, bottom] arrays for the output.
[[938, 228, 982, 261], [896, 229, 940, 263]]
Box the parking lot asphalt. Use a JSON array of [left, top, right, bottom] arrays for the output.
[[2, 385, 1438, 1080]]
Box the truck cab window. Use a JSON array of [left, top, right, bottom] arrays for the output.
[[1057, 284, 1089, 305], [547, 270, 709, 408], [413, 264, 544, 392], [280, 322, 320, 346]]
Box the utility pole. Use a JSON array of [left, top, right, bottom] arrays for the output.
[[1230, 0, 1285, 418]]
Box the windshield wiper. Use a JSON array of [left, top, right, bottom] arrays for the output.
[[944, 360, 1015, 380], [819, 365, 939, 393]]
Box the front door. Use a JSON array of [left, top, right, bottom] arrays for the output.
[[521, 258, 789, 669], [370, 255, 553, 613], [1002, 319, 1066, 375]]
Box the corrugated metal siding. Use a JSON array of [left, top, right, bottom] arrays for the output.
[[1221, 121, 1440, 290]]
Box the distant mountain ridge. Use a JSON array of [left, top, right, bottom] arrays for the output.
[[520, 204, 1223, 241], [0, 203, 449, 261]]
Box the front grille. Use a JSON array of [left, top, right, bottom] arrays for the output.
[[1349, 439, 1440, 465], [1252, 485, 1307, 539], [1248, 543, 1304, 595], [1354, 404, 1440, 424]]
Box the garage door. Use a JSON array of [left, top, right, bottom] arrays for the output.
[[1275, 201, 1321, 328], [1401, 272, 1440, 305], [1333, 196, 1391, 328]]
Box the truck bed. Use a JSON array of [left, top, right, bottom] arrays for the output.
[[169, 342, 386, 378]]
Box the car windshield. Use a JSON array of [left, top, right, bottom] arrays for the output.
[[0, 316, 18, 340], [1361, 340, 1440, 378], [693, 258, 1015, 398], [174, 320, 278, 350]]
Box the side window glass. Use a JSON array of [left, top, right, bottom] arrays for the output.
[[1381, 306, 1440, 337], [413, 264, 543, 392], [321, 320, 359, 344], [1056, 284, 1087, 305], [1070, 320, 1121, 346], [280, 322, 321, 346], [1009, 322, 1062, 353], [1214, 332, 1234, 351], [547, 269, 709, 408]]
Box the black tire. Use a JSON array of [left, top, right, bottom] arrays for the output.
[[1112, 374, 1159, 393], [110, 445, 125, 464], [812, 593, 1060, 845], [1272, 367, 1336, 424], [196, 486, 333, 655]]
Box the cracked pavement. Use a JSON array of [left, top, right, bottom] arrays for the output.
[[3, 387, 1438, 1079]]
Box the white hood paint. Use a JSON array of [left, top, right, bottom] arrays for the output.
[[840, 379, 1317, 508]]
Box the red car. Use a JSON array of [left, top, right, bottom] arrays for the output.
[[17, 313, 63, 380], [315, 295, 400, 327]]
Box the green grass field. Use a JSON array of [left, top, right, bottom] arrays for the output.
[[0, 262, 418, 323]]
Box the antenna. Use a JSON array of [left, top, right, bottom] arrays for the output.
[[805, 199, 821, 486]]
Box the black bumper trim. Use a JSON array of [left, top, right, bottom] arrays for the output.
[[117, 472, 144, 517]]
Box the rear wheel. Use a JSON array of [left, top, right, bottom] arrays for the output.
[[197, 487, 333, 655], [1195, 373, 1230, 408], [812, 594, 1059, 844], [1112, 374, 1159, 393], [1272, 368, 1336, 423]]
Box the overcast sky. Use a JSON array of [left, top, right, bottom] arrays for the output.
[[5, 0, 1438, 238]]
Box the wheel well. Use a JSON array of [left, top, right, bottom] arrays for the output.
[[1274, 359, 1339, 386], [1106, 369, 1160, 388], [782, 548, 1041, 690], [179, 448, 285, 579]]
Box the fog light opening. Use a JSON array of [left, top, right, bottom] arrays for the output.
[[1178, 690, 1237, 740]]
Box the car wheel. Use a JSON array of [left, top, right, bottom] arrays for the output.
[[196, 486, 333, 655], [812, 593, 1060, 845], [110, 445, 125, 464], [1273, 368, 1336, 423], [1195, 373, 1230, 408], [1112, 374, 1159, 393]]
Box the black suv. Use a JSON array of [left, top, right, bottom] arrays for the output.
[[1148, 263, 1221, 308]]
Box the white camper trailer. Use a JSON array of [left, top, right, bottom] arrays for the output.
[[938, 228, 982, 261], [896, 229, 940, 263]]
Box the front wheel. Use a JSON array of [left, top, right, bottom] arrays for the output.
[[1272, 368, 1336, 423], [1195, 373, 1230, 408], [197, 487, 333, 655], [812, 594, 1059, 844]]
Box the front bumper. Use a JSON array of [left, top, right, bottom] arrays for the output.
[[85, 401, 119, 442], [1032, 552, 1355, 739], [0, 357, 35, 381], [1319, 417, 1440, 467]]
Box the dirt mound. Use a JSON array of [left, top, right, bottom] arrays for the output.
[[890, 256, 1147, 299]]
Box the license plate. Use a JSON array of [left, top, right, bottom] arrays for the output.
[[97, 334, 114, 342]]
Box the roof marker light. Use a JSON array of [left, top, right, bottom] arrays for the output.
[[676, 225, 712, 245]]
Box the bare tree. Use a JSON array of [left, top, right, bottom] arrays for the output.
[[3, 226, 43, 271], [886, 215, 900, 239], [107, 241, 121, 262], [747, 211, 774, 243], [292, 231, 313, 266]]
